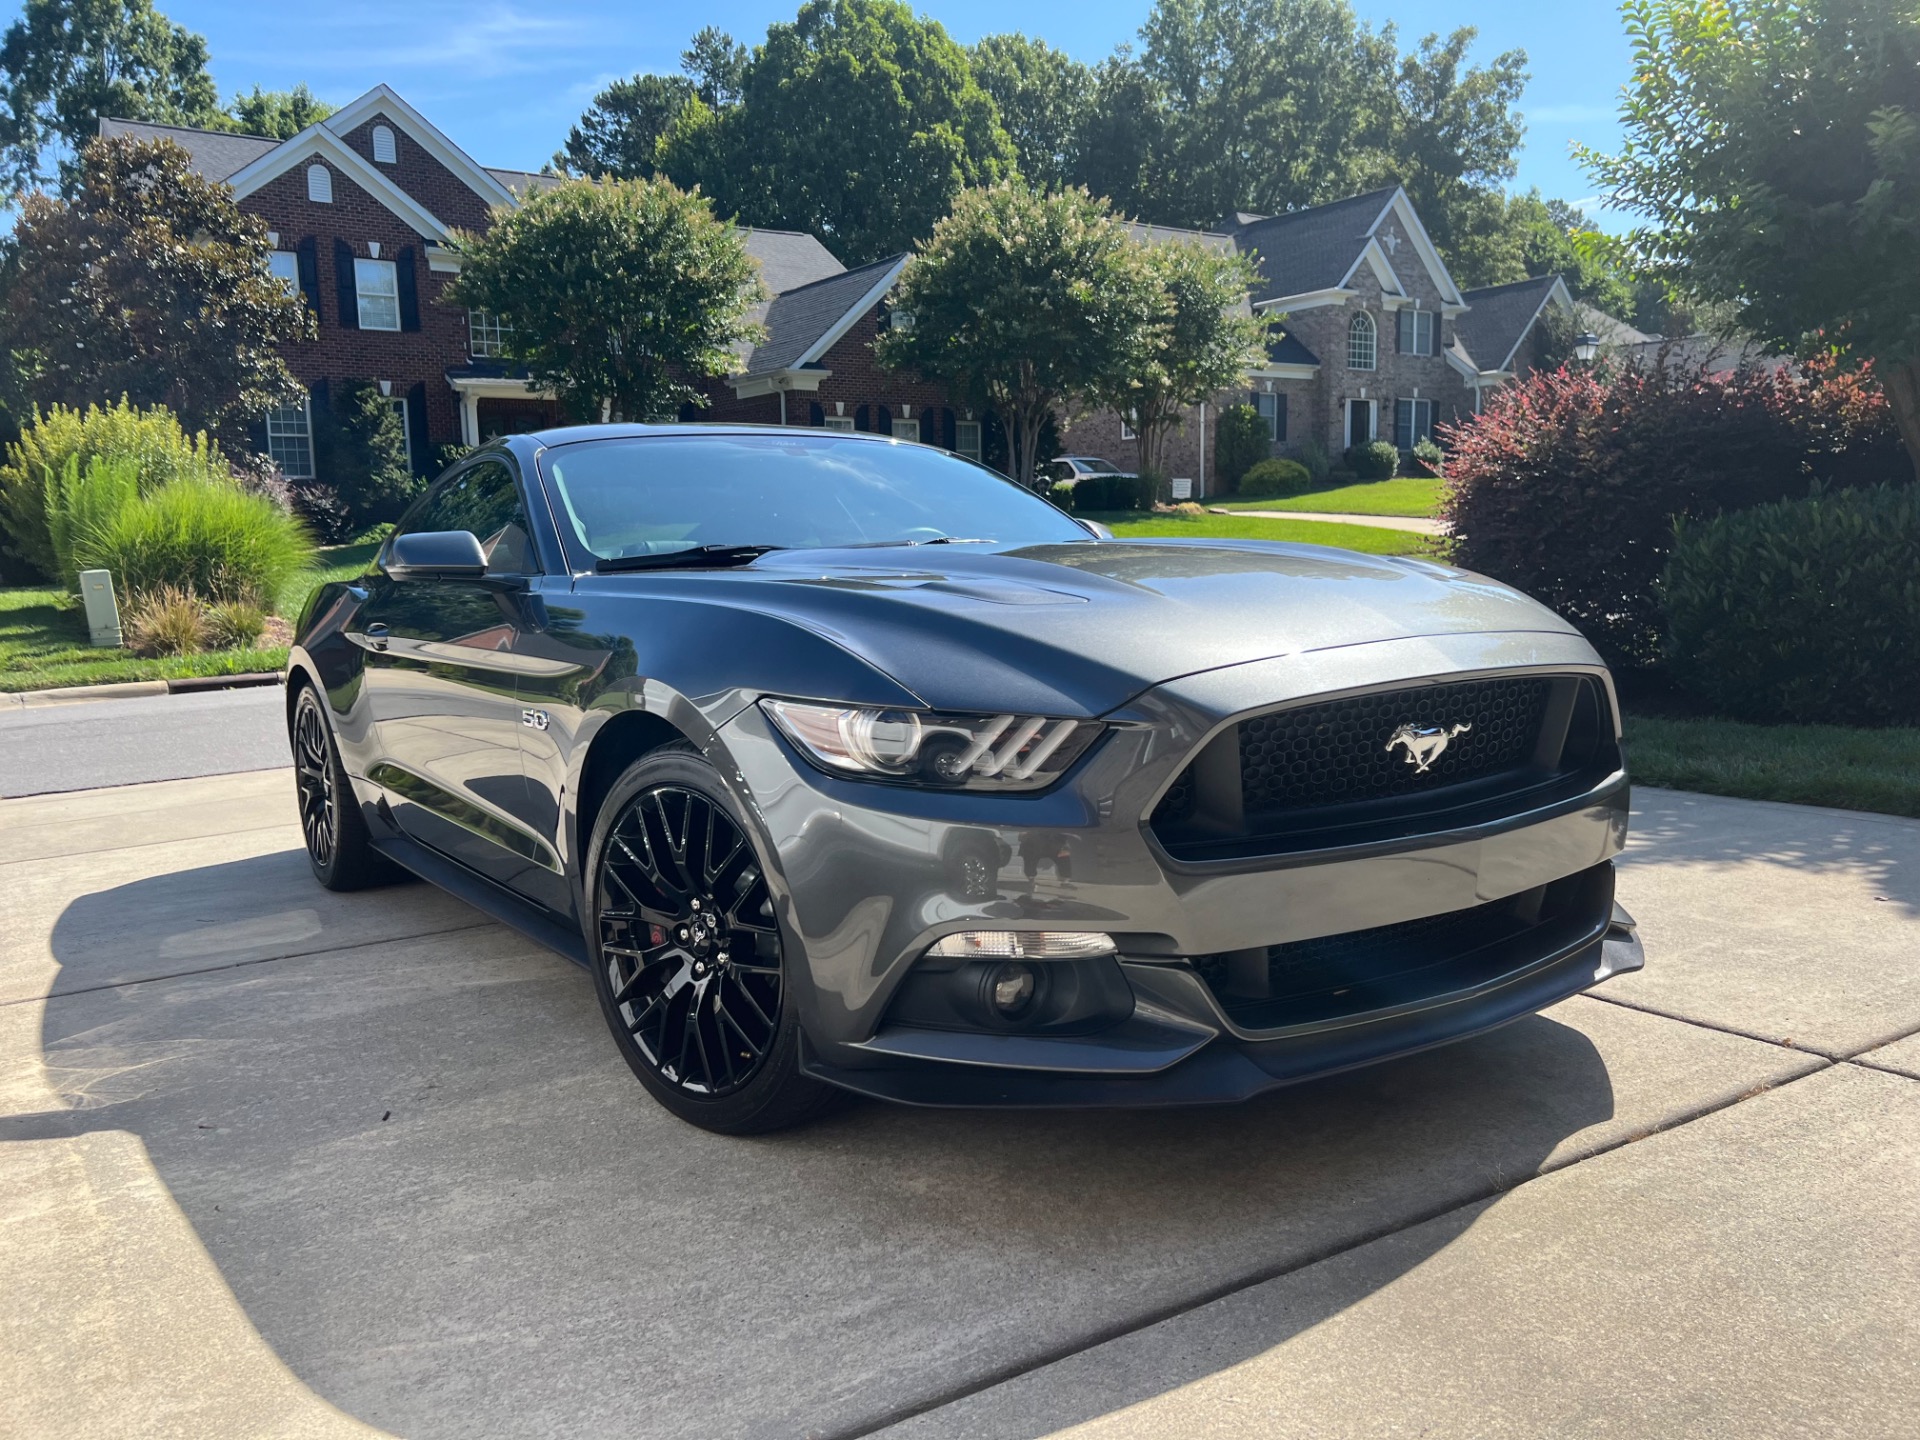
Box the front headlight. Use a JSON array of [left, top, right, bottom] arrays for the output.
[[761, 699, 1102, 791]]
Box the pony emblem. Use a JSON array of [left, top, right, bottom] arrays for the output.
[[1385, 721, 1472, 773]]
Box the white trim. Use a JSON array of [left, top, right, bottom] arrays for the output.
[[730, 367, 834, 399], [448, 374, 555, 447], [1375, 190, 1466, 308], [1253, 287, 1354, 312], [821, 415, 856, 433], [354, 257, 401, 331], [793, 258, 909, 368], [323, 84, 518, 210], [1340, 238, 1407, 297], [388, 395, 411, 455], [228, 127, 450, 240], [426, 245, 462, 273], [1345, 397, 1378, 445], [265, 393, 315, 480], [1246, 363, 1318, 381]]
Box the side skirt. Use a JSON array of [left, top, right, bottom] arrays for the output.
[[372, 832, 590, 969]]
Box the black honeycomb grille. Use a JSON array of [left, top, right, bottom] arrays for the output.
[[1237, 676, 1553, 815]]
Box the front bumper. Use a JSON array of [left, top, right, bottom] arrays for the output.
[[716, 630, 1636, 1107]]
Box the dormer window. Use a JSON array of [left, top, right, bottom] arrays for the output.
[[372, 125, 397, 164], [307, 164, 333, 203], [1347, 311, 1377, 370]]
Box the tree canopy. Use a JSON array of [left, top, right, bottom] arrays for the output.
[[968, 33, 1093, 194], [225, 84, 334, 140], [1581, 0, 1920, 477], [448, 175, 763, 424], [877, 181, 1162, 487], [0, 136, 310, 439]]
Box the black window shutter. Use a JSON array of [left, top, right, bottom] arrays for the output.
[[1274, 393, 1288, 443], [941, 407, 956, 449], [808, 402, 824, 427], [1395, 399, 1413, 448], [396, 247, 420, 331], [295, 236, 321, 318], [333, 240, 358, 329], [854, 405, 870, 432], [1396, 310, 1410, 354], [405, 382, 430, 474], [877, 405, 893, 434]]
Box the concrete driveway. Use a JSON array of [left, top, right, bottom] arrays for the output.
[[2, 772, 1915, 1438]]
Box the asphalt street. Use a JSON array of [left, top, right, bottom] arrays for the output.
[[0, 685, 289, 797]]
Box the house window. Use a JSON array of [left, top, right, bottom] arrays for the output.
[[1118, 412, 1137, 441], [268, 251, 299, 295], [372, 125, 397, 164], [822, 415, 856, 433], [891, 418, 920, 442], [1347, 312, 1376, 370], [389, 396, 411, 456], [266, 395, 314, 479], [306, 164, 332, 203], [1253, 391, 1287, 442], [955, 419, 982, 461], [1397, 309, 1435, 357], [1395, 397, 1435, 448], [355, 258, 400, 331], [468, 310, 512, 358]]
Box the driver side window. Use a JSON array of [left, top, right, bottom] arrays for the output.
[[394, 460, 536, 575]]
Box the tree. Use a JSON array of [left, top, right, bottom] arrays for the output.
[[659, 0, 1014, 263], [0, 0, 222, 194], [448, 175, 762, 424], [1069, 53, 1171, 220], [682, 26, 749, 107], [314, 379, 418, 525], [969, 33, 1093, 193], [877, 181, 1162, 488], [1581, 0, 1920, 479], [556, 73, 697, 178], [1459, 190, 1638, 310], [1099, 240, 1270, 477], [1, 136, 310, 440], [225, 84, 333, 140]]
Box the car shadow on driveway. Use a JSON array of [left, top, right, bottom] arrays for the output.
[[16, 852, 1620, 1440]]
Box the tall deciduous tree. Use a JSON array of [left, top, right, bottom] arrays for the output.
[[1101, 239, 1270, 477], [0, 0, 222, 194], [969, 33, 1093, 193], [448, 175, 762, 424], [877, 181, 1162, 488], [1, 136, 310, 439], [1582, 0, 1920, 477], [659, 0, 1014, 263]]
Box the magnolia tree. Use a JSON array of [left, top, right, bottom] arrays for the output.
[[1101, 239, 1270, 479], [450, 175, 762, 423], [876, 180, 1161, 488], [1581, 0, 1920, 478]]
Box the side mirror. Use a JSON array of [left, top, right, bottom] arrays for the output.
[[383, 530, 487, 580]]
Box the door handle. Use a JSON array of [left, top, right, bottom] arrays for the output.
[[364, 622, 389, 652]]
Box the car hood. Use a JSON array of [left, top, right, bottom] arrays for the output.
[[597, 539, 1585, 717]]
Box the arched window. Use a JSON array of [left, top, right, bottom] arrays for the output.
[[1347, 311, 1376, 370], [371, 125, 397, 164], [306, 164, 333, 203]]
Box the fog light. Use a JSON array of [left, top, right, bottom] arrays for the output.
[[927, 931, 1115, 960], [988, 962, 1038, 1017]]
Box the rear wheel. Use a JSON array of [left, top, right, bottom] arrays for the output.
[[291, 682, 395, 891], [586, 746, 839, 1133]]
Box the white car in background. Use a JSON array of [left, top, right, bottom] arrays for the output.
[[1040, 455, 1137, 489]]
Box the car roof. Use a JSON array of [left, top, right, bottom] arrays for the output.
[[518, 422, 915, 449]]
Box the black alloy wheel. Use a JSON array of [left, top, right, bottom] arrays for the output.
[[290, 682, 395, 891], [597, 784, 783, 1098]]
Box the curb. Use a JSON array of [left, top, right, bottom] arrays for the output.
[[4, 671, 284, 709]]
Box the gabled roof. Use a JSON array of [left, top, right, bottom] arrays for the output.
[[322, 83, 518, 210], [1451, 274, 1573, 374], [224, 125, 451, 239], [1264, 327, 1319, 368], [1230, 188, 1400, 302], [739, 254, 905, 377], [743, 229, 846, 296], [98, 117, 278, 178]]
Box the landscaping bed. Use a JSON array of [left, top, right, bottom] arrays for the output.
[[1086, 509, 1430, 555]]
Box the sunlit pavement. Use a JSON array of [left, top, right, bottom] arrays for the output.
[[2, 772, 1916, 1439]]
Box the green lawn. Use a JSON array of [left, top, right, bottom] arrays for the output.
[[0, 541, 377, 694], [1086, 510, 1431, 555], [1214, 476, 1444, 518], [1624, 712, 1920, 819]]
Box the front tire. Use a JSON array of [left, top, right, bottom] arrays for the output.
[[291, 681, 396, 891], [585, 745, 838, 1134]]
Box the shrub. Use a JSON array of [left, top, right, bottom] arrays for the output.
[[432, 442, 474, 475], [1062, 472, 1154, 512], [1347, 440, 1399, 479], [1441, 359, 1910, 669], [1296, 437, 1333, 483], [1661, 484, 1920, 726], [1411, 438, 1444, 476], [205, 598, 269, 650], [0, 399, 227, 580], [353, 521, 397, 545], [124, 585, 208, 657], [75, 477, 315, 610], [314, 379, 421, 526], [1239, 458, 1314, 498], [44, 455, 140, 588], [1212, 404, 1268, 493]]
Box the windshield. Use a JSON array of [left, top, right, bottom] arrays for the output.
[[541, 433, 1092, 562], [1076, 458, 1121, 475]]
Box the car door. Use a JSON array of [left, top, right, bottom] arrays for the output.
[[352, 458, 558, 892]]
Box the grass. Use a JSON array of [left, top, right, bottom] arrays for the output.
[[1213, 476, 1444, 518], [1624, 712, 1920, 819], [1086, 510, 1431, 555], [0, 541, 378, 693]]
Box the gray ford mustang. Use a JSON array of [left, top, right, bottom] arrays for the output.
[[289, 425, 1642, 1132]]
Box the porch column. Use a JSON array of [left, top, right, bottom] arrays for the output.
[[458, 389, 480, 447]]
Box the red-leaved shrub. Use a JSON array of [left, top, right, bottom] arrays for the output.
[[1439, 357, 1908, 668]]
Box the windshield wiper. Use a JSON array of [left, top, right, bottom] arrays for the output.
[[595, 544, 785, 573], [839, 536, 996, 549]]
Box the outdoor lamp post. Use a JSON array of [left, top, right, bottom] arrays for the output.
[[1573, 331, 1602, 363]]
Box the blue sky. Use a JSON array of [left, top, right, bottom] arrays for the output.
[[163, 0, 1630, 221]]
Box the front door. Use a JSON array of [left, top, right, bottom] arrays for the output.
[[1346, 399, 1375, 449], [354, 458, 557, 892]]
